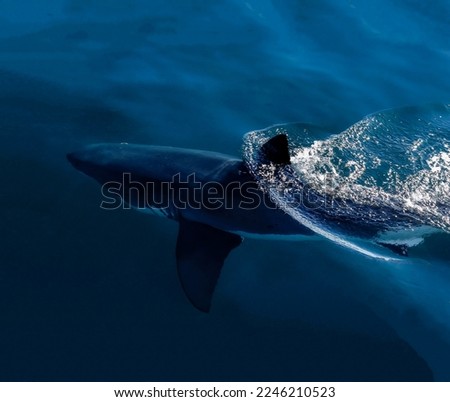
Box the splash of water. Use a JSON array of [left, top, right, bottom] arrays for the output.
[[243, 104, 450, 257]]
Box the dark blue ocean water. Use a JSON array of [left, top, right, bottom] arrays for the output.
[[1, 0, 450, 381]]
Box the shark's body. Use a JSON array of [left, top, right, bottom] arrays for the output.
[[67, 136, 313, 311], [68, 134, 418, 311]]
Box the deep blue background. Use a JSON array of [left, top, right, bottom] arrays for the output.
[[1, 0, 450, 380]]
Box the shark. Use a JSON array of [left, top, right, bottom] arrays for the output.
[[67, 135, 315, 312], [68, 133, 419, 311]]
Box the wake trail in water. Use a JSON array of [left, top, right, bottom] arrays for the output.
[[243, 104, 450, 258]]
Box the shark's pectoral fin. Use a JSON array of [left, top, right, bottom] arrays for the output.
[[175, 217, 242, 312]]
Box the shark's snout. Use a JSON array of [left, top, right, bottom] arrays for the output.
[[67, 144, 128, 182], [66, 151, 81, 169], [66, 152, 85, 170], [66, 148, 97, 175]]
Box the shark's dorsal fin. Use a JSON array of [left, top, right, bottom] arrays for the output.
[[176, 217, 242, 312], [260, 134, 291, 165]]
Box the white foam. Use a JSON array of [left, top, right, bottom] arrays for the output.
[[242, 105, 450, 257], [375, 225, 441, 247], [269, 188, 398, 261]]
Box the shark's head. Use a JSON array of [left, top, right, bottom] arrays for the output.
[[67, 143, 128, 184], [67, 142, 240, 185], [67, 142, 186, 185]]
